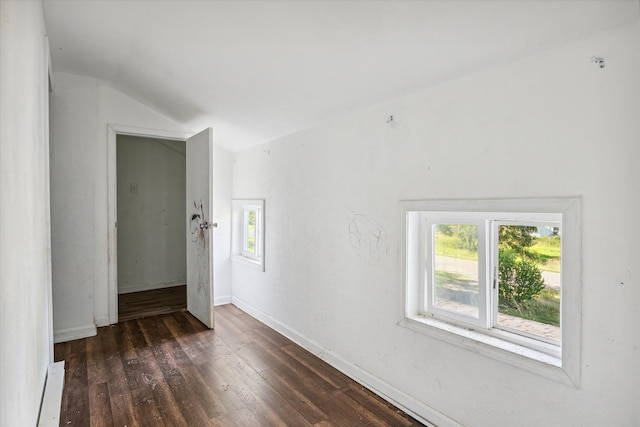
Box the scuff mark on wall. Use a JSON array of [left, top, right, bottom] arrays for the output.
[[346, 207, 389, 261]]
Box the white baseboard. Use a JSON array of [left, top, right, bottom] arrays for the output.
[[38, 361, 65, 427], [94, 316, 110, 327], [54, 324, 97, 343], [231, 296, 462, 427], [214, 295, 232, 306], [118, 279, 185, 294]]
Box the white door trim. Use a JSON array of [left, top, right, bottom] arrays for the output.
[[106, 124, 192, 324]]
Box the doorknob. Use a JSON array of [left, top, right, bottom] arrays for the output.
[[199, 221, 218, 230]]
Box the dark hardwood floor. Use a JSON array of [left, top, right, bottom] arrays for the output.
[[55, 304, 425, 426], [118, 285, 187, 322]]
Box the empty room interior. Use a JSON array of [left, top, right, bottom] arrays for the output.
[[2, 1, 640, 426], [116, 135, 188, 321]]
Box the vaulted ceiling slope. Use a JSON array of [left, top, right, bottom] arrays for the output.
[[43, 0, 638, 151]]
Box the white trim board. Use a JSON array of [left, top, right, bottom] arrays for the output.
[[230, 297, 462, 427], [38, 362, 65, 427], [54, 324, 97, 344], [118, 279, 186, 295], [94, 316, 110, 328], [214, 295, 232, 306]]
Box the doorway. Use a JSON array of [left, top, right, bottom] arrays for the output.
[[107, 125, 224, 328], [116, 135, 187, 320]]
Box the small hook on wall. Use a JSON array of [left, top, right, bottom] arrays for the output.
[[386, 115, 394, 123], [591, 56, 605, 69]]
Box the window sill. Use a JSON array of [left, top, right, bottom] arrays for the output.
[[399, 315, 577, 387], [232, 254, 265, 271]]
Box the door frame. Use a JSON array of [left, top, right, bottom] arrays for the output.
[[106, 124, 192, 324]]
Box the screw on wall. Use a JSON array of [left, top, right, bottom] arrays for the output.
[[591, 56, 605, 69]]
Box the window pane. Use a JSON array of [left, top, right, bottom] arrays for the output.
[[497, 224, 560, 342], [244, 209, 257, 255], [433, 224, 480, 319]]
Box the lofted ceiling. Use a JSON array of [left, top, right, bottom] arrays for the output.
[[43, 0, 638, 151]]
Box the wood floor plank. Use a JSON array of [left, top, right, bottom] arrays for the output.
[[138, 316, 212, 426], [55, 301, 425, 427], [244, 330, 339, 396], [259, 366, 330, 424], [86, 335, 115, 426], [196, 361, 260, 426], [99, 325, 141, 427], [329, 389, 393, 427], [117, 322, 166, 424], [89, 382, 114, 427], [86, 334, 108, 385], [163, 311, 234, 366], [118, 322, 163, 425], [280, 343, 353, 390], [254, 324, 297, 349], [262, 363, 373, 427], [63, 339, 90, 425], [212, 307, 256, 351], [132, 318, 191, 426], [126, 321, 186, 426], [118, 285, 187, 322], [160, 315, 231, 420], [210, 353, 308, 427], [344, 385, 424, 427]]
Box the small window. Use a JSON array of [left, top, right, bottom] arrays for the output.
[[232, 199, 265, 271], [402, 198, 581, 386]]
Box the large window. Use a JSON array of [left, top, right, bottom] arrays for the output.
[[402, 199, 581, 386]]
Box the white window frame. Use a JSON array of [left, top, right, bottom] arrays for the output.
[[232, 199, 265, 271], [400, 198, 581, 387], [424, 215, 490, 329]]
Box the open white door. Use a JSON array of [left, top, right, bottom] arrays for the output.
[[186, 128, 215, 328]]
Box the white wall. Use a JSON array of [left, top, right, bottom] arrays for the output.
[[212, 144, 233, 306], [0, 1, 53, 425], [232, 20, 640, 427], [51, 72, 233, 339], [50, 73, 99, 341], [50, 73, 189, 337], [116, 136, 186, 294]]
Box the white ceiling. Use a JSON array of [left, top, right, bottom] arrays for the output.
[[43, 0, 638, 151]]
